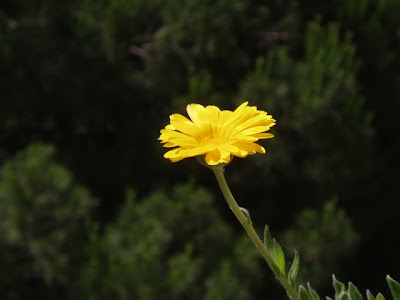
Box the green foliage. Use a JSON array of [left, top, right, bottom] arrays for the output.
[[0, 143, 96, 298], [387, 276, 400, 300], [80, 182, 261, 300], [261, 224, 399, 300], [307, 282, 320, 300], [238, 18, 373, 194], [318, 0, 388, 21], [325, 275, 400, 300], [334, 275, 347, 295], [376, 294, 386, 300], [264, 225, 274, 253], [205, 236, 261, 300], [149, 0, 269, 99], [367, 290, 376, 300], [283, 200, 359, 289], [348, 282, 363, 300], [274, 239, 286, 276], [300, 285, 312, 300], [263, 225, 285, 276], [75, 0, 164, 62], [289, 251, 300, 287]]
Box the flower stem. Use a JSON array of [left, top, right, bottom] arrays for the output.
[[212, 165, 301, 300]]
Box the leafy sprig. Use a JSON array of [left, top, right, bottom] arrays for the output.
[[263, 225, 400, 300]]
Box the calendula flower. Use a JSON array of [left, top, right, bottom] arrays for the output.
[[159, 102, 276, 166]]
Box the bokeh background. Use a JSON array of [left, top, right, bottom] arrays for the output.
[[0, 0, 399, 299]]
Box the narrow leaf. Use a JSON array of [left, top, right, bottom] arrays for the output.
[[366, 290, 374, 300], [333, 275, 345, 295], [288, 250, 300, 286], [307, 282, 320, 300], [274, 239, 285, 276], [299, 285, 311, 300], [387, 275, 400, 300], [348, 282, 362, 300], [326, 297, 334, 300], [375, 293, 385, 300], [263, 225, 274, 254]]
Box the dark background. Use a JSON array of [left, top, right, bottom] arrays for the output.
[[0, 0, 399, 299]]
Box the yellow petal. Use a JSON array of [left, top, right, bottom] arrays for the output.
[[219, 143, 240, 154], [229, 114, 267, 137], [164, 148, 182, 159], [235, 126, 271, 137], [163, 142, 176, 148], [234, 142, 265, 155], [216, 110, 232, 137], [159, 129, 199, 146], [205, 150, 220, 165], [223, 105, 257, 139], [179, 145, 215, 157], [170, 114, 203, 137], [251, 133, 274, 139], [204, 148, 232, 165], [187, 104, 208, 125], [206, 105, 220, 137], [170, 113, 192, 124]]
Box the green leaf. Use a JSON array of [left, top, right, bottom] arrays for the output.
[[307, 282, 320, 300], [326, 297, 334, 300], [299, 285, 311, 300], [333, 275, 345, 295], [366, 290, 374, 300], [348, 282, 362, 300], [338, 291, 350, 300], [288, 250, 300, 286], [387, 275, 400, 300], [273, 239, 285, 276], [375, 293, 385, 300], [263, 225, 274, 254]]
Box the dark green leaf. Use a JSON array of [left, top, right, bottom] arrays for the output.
[[387, 275, 400, 300], [273, 239, 285, 276], [375, 293, 385, 300], [307, 282, 320, 300], [348, 282, 362, 300], [333, 275, 345, 295], [299, 285, 311, 300], [288, 250, 300, 286], [263, 225, 274, 255], [366, 290, 374, 300], [338, 291, 350, 300]]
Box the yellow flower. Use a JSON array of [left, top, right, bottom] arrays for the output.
[[159, 102, 276, 166]]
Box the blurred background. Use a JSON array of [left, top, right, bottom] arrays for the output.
[[0, 0, 399, 299]]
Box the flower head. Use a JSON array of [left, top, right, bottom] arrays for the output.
[[159, 102, 276, 166]]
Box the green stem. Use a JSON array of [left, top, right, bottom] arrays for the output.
[[212, 165, 301, 300]]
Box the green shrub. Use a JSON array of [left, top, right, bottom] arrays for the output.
[[0, 143, 96, 298]]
